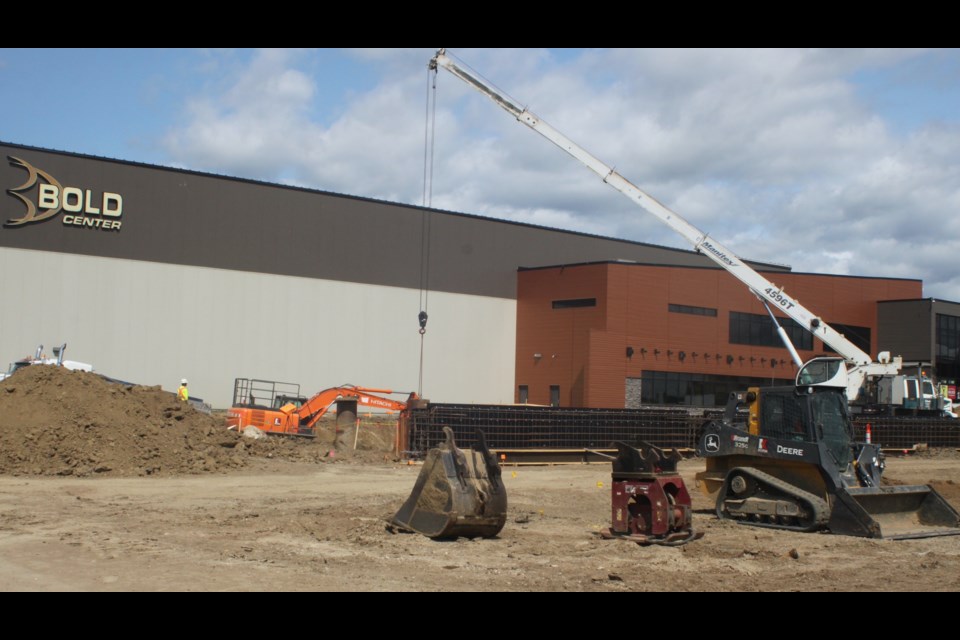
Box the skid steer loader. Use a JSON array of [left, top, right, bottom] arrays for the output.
[[695, 358, 960, 539], [389, 428, 507, 539]]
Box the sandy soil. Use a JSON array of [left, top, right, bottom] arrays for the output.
[[1, 454, 958, 592]]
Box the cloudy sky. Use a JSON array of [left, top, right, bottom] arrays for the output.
[[3, 48, 959, 299]]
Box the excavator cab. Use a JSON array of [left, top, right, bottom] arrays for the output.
[[696, 379, 960, 539], [389, 428, 507, 539]]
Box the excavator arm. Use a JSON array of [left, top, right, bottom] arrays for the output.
[[430, 49, 901, 399], [227, 379, 416, 438], [296, 385, 413, 429]]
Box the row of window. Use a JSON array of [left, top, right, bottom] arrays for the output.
[[636, 370, 793, 407], [728, 311, 812, 350], [553, 299, 869, 353], [551, 303, 876, 356], [552, 298, 596, 309], [668, 303, 717, 317], [821, 322, 871, 355], [517, 384, 560, 407]]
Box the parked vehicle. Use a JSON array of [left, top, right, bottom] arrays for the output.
[[0, 343, 93, 382]]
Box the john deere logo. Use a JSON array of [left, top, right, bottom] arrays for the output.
[[704, 434, 720, 453], [4, 156, 123, 231]]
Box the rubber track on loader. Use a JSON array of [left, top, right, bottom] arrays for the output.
[[719, 467, 830, 533]]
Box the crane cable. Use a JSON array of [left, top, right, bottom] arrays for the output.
[[418, 63, 438, 396]]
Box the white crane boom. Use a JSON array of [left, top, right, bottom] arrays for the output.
[[430, 49, 902, 399]]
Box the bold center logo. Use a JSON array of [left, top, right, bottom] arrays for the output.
[[4, 156, 123, 231]]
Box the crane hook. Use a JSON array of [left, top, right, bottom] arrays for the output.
[[418, 310, 428, 335]]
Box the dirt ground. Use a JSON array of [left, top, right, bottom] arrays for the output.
[[1, 367, 958, 591], [1, 454, 958, 592]]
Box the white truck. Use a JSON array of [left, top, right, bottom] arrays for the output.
[[0, 344, 94, 382], [873, 370, 957, 418]]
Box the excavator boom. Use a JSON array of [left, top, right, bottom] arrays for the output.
[[296, 385, 410, 429]]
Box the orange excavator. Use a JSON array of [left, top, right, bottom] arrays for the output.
[[225, 378, 420, 437]]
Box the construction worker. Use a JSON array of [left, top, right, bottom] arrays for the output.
[[178, 379, 189, 403]]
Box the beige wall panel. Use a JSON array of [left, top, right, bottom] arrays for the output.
[[0, 248, 516, 408]]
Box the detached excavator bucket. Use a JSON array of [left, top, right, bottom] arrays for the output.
[[829, 484, 960, 540], [390, 427, 507, 539]]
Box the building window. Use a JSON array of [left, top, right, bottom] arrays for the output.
[[729, 311, 812, 351], [937, 314, 960, 362], [936, 314, 960, 386], [518, 385, 529, 404], [822, 323, 871, 356], [639, 370, 793, 407], [669, 303, 717, 317], [549, 385, 560, 407], [552, 298, 596, 309]]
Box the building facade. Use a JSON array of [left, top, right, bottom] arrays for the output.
[[5, 142, 953, 409], [879, 299, 960, 399], [2, 142, 765, 408], [515, 262, 926, 407]]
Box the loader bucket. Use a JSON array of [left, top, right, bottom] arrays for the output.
[[389, 427, 507, 539], [829, 484, 960, 540]]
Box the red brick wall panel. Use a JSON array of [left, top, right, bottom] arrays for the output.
[[517, 262, 922, 408]]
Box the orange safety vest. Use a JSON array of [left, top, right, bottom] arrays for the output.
[[178, 385, 189, 402]]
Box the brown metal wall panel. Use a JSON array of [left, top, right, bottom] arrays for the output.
[[878, 300, 933, 361], [515, 264, 607, 405], [518, 262, 923, 408], [586, 330, 625, 407]]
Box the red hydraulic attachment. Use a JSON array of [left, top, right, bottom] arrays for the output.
[[601, 442, 703, 546]]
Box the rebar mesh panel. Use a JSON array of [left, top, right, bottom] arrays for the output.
[[407, 404, 704, 455], [404, 404, 960, 456]]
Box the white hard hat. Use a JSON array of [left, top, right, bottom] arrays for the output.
[[181, 378, 188, 385]]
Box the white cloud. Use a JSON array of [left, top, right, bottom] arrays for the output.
[[164, 48, 960, 301]]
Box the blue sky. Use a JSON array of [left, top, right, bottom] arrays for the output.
[[2, 48, 959, 301]]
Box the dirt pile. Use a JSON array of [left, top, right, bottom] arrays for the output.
[[0, 366, 349, 477]]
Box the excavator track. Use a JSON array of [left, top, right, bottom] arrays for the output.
[[717, 467, 829, 533]]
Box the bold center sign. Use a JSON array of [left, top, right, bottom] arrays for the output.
[[4, 156, 123, 231]]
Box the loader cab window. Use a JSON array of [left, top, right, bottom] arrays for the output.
[[759, 393, 808, 442], [273, 395, 306, 410], [810, 392, 853, 467], [798, 359, 841, 386]]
